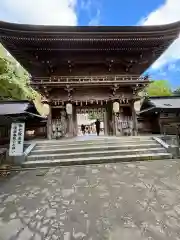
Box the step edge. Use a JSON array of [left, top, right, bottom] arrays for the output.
[[29, 148, 167, 158], [36, 139, 154, 145], [24, 154, 172, 165], [27, 152, 172, 162], [36, 139, 154, 144], [32, 143, 159, 152], [35, 137, 153, 144]]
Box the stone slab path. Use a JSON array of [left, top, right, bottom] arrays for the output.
[[0, 160, 180, 239]]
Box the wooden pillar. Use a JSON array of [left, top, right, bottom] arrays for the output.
[[106, 104, 110, 135], [47, 106, 52, 140], [72, 105, 77, 136], [104, 111, 108, 135], [131, 101, 138, 136], [67, 115, 74, 137], [106, 102, 114, 136], [66, 104, 74, 137], [114, 113, 119, 136], [112, 112, 116, 136], [158, 115, 163, 135]]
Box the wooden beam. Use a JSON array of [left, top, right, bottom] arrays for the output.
[[31, 75, 149, 83]]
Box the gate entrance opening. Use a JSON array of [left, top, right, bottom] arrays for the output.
[[49, 101, 136, 139], [76, 107, 106, 136]]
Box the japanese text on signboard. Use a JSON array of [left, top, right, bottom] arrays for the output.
[[9, 123, 25, 156]]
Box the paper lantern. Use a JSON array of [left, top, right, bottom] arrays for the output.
[[66, 103, 73, 115], [134, 100, 141, 112], [113, 101, 120, 113]]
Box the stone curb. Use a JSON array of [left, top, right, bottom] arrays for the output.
[[153, 136, 179, 158]]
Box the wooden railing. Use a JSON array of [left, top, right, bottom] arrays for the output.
[[31, 75, 150, 85]]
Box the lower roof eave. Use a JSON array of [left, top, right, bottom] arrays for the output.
[[139, 107, 180, 116], [0, 112, 47, 126], [139, 107, 157, 116], [24, 111, 47, 120]]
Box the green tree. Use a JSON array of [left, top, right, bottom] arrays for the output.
[[0, 44, 39, 101], [145, 80, 172, 97], [88, 112, 103, 120]]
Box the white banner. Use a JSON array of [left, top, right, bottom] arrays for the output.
[[9, 122, 25, 156]]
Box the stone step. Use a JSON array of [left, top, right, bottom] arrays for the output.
[[24, 152, 172, 168], [31, 143, 161, 155], [34, 136, 153, 145], [28, 148, 167, 161], [35, 139, 155, 150], [34, 136, 153, 146]]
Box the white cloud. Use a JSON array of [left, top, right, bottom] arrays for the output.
[[89, 9, 100, 26], [140, 0, 180, 69], [168, 63, 176, 71], [80, 0, 92, 10], [80, 0, 101, 26], [0, 0, 77, 26]]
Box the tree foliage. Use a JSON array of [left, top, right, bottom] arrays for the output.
[[145, 80, 172, 97], [0, 44, 39, 101], [88, 112, 103, 120]]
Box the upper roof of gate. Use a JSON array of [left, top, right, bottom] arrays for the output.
[[0, 20, 180, 76]]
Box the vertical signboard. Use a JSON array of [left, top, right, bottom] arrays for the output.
[[9, 122, 25, 156]]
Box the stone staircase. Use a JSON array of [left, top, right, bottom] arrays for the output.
[[23, 136, 172, 167]]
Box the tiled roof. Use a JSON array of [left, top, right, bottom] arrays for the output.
[[0, 100, 45, 119], [149, 97, 180, 109], [0, 101, 31, 115], [139, 96, 180, 115]]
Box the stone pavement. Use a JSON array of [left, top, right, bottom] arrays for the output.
[[0, 160, 180, 239]]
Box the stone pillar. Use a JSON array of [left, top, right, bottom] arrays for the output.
[[131, 101, 138, 136], [47, 106, 52, 140]]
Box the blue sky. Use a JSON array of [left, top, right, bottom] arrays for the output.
[[78, 0, 164, 26], [0, 0, 180, 89]]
